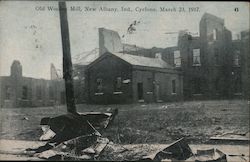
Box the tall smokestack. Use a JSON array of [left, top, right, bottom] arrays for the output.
[[59, 1, 76, 114]]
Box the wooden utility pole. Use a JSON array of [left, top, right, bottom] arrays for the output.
[[59, 1, 77, 114]]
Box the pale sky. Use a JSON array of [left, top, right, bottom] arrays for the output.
[[0, 1, 249, 79]]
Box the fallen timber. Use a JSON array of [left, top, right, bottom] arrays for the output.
[[0, 139, 249, 161]]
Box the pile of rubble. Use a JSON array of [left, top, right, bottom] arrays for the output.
[[26, 109, 118, 160], [25, 109, 248, 162]]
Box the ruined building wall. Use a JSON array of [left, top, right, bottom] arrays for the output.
[[241, 30, 250, 99], [0, 61, 65, 108], [199, 13, 233, 99], [99, 28, 123, 56]]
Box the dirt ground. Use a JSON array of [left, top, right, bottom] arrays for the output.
[[0, 100, 249, 144]]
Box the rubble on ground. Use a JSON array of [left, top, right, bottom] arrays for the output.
[[23, 107, 249, 161]]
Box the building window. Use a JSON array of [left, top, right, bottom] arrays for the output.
[[36, 86, 42, 100], [213, 29, 218, 40], [5, 86, 11, 100], [233, 74, 242, 94], [193, 49, 201, 66], [114, 77, 122, 92], [96, 78, 103, 93], [214, 48, 219, 65], [49, 86, 54, 100], [22, 86, 28, 100], [233, 50, 240, 66], [174, 50, 181, 67], [147, 78, 153, 93], [193, 78, 202, 94], [172, 80, 176, 94]]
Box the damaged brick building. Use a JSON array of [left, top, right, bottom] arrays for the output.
[[0, 60, 65, 108], [111, 13, 249, 100], [73, 13, 249, 103], [85, 52, 183, 104], [1, 13, 248, 107], [166, 13, 248, 100]]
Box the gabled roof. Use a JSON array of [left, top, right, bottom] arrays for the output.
[[111, 52, 173, 69], [73, 48, 99, 66]]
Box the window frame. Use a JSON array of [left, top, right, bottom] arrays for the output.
[[22, 86, 28, 100], [113, 77, 122, 94], [95, 78, 103, 94], [172, 79, 176, 94], [192, 49, 201, 66], [174, 50, 181, 67], [36, 85, 42, 100], [5, 86, 11, 100], [233, 50, 241, 67], [213, 28, 218, 40]]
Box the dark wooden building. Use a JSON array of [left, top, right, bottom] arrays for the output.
[[85, 52, 183, 104]]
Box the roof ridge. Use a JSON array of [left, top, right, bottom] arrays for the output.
[[112, 52, 173, 69]]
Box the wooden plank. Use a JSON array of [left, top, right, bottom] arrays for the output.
[[0, 139, 249, 161]]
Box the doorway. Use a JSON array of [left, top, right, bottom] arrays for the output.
[[137, 82, 143, 100]]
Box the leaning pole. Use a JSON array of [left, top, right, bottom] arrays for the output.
[[58, 1, 77, 114]]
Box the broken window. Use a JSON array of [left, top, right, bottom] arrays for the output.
[[36, 86, 42, 100], [5, 86, 11, 100], [214, 48, 219, 65], [233, 50, 240, 66], [174, 50, 181, 67], [49, 86, 54, 100], [172, 80, 176, 94], [114, 77, 122, 92], [96, 78, 103, 93], [234, 74, 242, 94], [22, 86, 28, 100], [147, 78, 153, 93], [192, 49, 201, 66], [213, 29, 218, 40]]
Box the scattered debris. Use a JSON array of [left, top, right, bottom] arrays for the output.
[[26, 109, 118, 159], [78, 108, 118, 131], [215, 126, 222, 130], [161, 105, 168, 109], [37, 136, 108, 160], [187, 148, 227, 162], [1, 138, 249, 161], [39, 125, 56, 141], [142, 138, 193, 161], [210, 131, 250, 143], [22, 117, 29, 121]]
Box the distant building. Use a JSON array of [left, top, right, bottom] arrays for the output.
[[240, 30, 250, 99], [0, 60, 65, 108], [85, 52, 183, 104], [122, 13, 244, 100]]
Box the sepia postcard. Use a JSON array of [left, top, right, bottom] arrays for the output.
[[0, 1, 249, 161]]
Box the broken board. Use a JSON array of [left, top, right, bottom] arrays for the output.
[[0, 139, 249, 161]]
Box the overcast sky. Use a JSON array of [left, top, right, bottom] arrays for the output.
[[0, 1, 249, 79]]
